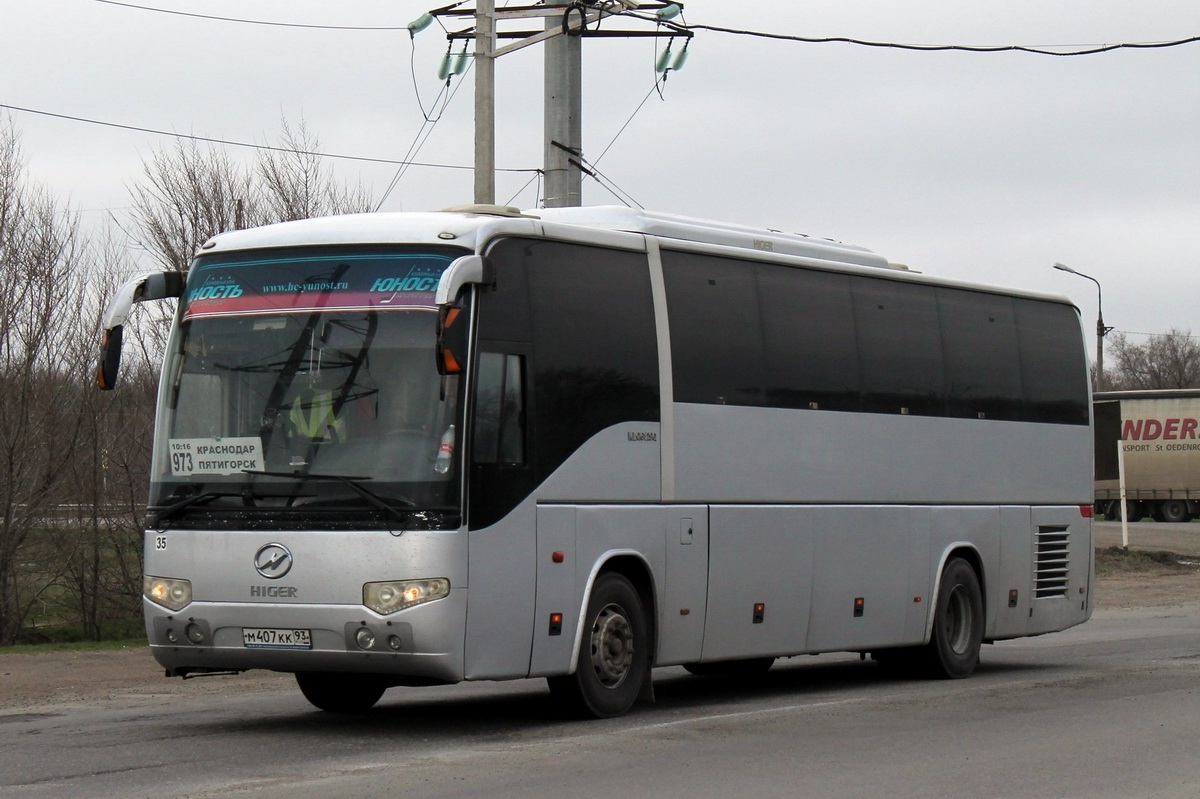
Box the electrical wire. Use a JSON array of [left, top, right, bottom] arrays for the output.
[[376, 45, 474, 210], [92, 0, 1199, 57], [0, 101, 538, 175], [503, 170, 543, 208], [565, 151, 643, 209], [594, 75, 666, 167], [1115, 329, 1200, 340], [92, 0, 409, 31], [667, 21, 1200, 57]]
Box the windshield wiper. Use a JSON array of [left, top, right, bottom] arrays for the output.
[[243, 470, 415, 522], [150, 491, 239, 527], [150, 486, 311, 527]]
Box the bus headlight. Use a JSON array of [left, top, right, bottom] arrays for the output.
[[363, 578, 450, 615], [144, 575, 192, 611]]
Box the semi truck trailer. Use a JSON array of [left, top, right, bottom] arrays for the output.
[[1094, 389, 1200, 522]]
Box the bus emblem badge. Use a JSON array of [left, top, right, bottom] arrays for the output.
[[254, 543, 294, 580]]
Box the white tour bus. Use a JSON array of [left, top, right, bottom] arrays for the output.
[[98, 206, 1094, 718]]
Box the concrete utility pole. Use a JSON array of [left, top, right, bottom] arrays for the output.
[[428, 2, 687, 209], [543, 1, 583, 208], [474, 0, 496, 205]]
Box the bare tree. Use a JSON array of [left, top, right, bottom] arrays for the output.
[[254, 117, 373, 224], [0, 114, 376, 645], [1106, 329, 1200, 390], [0, 118, 93, 644], [55, 231, 154, 640], [129, 140, 251, 273], [129, 117, 373, 274]]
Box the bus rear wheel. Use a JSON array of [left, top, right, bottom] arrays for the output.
[[923, 558, 983, 679], [296, 672, 387, 713], [547, 572, 649, 719]]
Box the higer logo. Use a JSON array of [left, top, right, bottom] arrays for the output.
[[250, 585, 298, 598], [253, 543, 293, 579], [1122, 418, 1200, 441]]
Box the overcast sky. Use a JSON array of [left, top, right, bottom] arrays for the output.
[[2, 0, 1197, 353]]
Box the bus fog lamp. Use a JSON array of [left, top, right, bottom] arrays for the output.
[[165, 628, 179, 643], [363, 578, 450, 615], [387, 635, 403, 651], [145, 575, 192, 611], [355, 627, 376, 650], [185, 623, 206, 644]]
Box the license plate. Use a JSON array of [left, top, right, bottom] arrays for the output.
[[242, 627, 312, 649]]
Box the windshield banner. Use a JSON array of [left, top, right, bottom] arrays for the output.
[[182, 252, 454, 321]]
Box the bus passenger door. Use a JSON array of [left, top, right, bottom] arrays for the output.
[[658, 506, 709, 665]]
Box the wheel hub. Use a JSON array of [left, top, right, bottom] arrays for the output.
[[590, 603, 634, 688], [944, 584, 974, 655]]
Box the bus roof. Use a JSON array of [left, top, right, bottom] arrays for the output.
[[197, 205, 1077, 309], [199, 206, 888, 268]]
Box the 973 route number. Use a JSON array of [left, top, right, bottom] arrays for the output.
[[242, 627, 312, 649]]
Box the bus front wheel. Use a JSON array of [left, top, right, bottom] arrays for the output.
[[547, 572, 649, 719], [296, 672, 387, 713], [923, 558, 983, 679]]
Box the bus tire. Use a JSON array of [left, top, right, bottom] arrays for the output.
[[295, 672, 386, 713], [683, 657, 775, 677], [547, 572, 649, 719], [1160, 500, 1191, 524], [921, 558, 983, 679]]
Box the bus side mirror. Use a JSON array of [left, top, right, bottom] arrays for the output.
[[434, 255, 489, 376], [96, 325, 124, 391], [95, 271, 185, 391], [436, 302, 468, 376]]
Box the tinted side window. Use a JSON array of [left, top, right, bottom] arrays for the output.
[[470, 238, 659, 529], [661, 252, 764, 406], [523, 239, 660, 470], [759, 265, 860, 412], [852, 277, 946, 416], [937, 288, 1024, 420], [660, 250, 1088, 427], [473, 352, 525, 465], [1014, 298, 1090, 424]]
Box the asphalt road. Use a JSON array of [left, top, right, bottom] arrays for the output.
[[4, 600, 1199, 799]]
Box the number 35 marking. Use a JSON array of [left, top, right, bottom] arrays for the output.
[[155, 536, 168, 551]]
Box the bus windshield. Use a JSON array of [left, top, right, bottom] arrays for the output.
[[149, 245, 468, 531]]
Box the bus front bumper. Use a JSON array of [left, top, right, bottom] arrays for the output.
[[143, 589, 467, 684]]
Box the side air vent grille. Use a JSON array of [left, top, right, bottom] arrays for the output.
[[1034, 526, 1070, 598]]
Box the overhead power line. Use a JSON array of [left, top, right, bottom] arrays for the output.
[[0, 102, 538, 175], [670, 22, 1200, 56], [92, 1, 1199, 57], [92, 0, 409, 31]]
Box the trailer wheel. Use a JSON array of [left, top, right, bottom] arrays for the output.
[[1121, 501, 1145, 523], [1159, 500, 1191, 524]]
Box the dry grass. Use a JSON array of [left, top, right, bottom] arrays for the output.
[[1095, 546, 1200, 575]]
